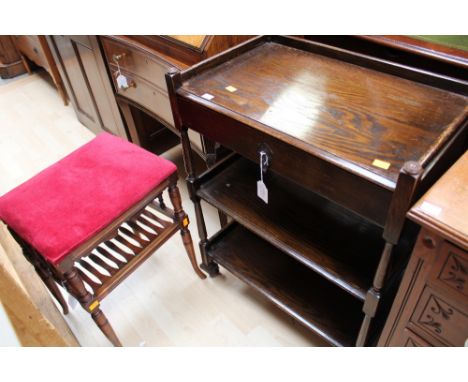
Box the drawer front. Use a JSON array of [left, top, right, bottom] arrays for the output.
[[111, 68, 174, 127], [15, 35, 48, 70], [411, 286, 468, 346], [430, 240, 468, 299], [102, 37, 172, 94], [178, 95, 393, 226], [400, 328, 432, 347]]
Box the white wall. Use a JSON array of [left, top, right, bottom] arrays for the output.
[[0, 302, 20, 346]]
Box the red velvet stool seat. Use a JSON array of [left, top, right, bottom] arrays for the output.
[[0, 133, 205, 346]]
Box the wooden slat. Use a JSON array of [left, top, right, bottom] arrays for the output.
[[149, 201, 174, 219], [104, 240, 135, 262], [114, 232, 142, 254], [79, 258, 110, 280], [119, 226, 149, 247], [89, 253, 119, 276], [143, 209, 172, 228], [75, 266, 101, 291], [139, 213, 165, 233], [95, 245, 127, 267], [128, 220, 157, 240]]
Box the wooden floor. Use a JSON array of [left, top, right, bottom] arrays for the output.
[[0, 71, 327, 346]]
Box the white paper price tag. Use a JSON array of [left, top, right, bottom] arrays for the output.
[[257, 150, 269, 204], [420, 201, 442, 217], [257, 180, 268, 204], [201, 93, 214, 100], [116, 73, 129, 89]]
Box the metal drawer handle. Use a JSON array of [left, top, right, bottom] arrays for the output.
[[112, 53, 126, 63], [257, 143, 272, 174], [422, 235, 436, 249]]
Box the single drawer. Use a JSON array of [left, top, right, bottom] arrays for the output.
[[399, 328, 432, 347], [429, 240, 468, 299], [102, 37, 172, 94], [111, 67, 174, 128], [177, 95, 393, 227], [411, 286, 468, 346], [15, 35, 48, 70]]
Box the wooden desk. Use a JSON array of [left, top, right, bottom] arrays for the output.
[[100, 35, 252, 161], [379, 151, 468, 346], [167, 35, 468, 346]]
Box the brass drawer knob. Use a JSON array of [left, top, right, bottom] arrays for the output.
[[422, 235, 436, 249], [112, 53, 126, 63]]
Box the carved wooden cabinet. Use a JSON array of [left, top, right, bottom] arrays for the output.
[[379, 152, 468, 347], [47, 35, 127, 139], [100, 35, 252, 158], [14, 36, 68, 105], [0, 36, 26, 79]]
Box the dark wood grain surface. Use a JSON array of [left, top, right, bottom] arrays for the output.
[[207, 223, 364, 347], [171, 36, 468, 346], [182, 41, 468, 183], [198, 157, 384, 300]]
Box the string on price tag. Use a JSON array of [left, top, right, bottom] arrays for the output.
[[257, 151, 269, 204]]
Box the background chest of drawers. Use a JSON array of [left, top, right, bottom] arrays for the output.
[[100, 35, 252, 161], [14, 35, 68, 105], [47, 36, 128, 139], [0, 36, 26, 79], [379, 152, 468, 347]]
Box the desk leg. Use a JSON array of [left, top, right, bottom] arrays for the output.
[[356, 242, 394, 346], [357, 161, 422, 346], [118, 100, 141, 146], [181, 128, 219, 277], [204, 138, 229, 229]]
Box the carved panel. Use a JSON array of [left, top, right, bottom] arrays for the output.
[[402, 328, 432, 347], [439, 251, 468, 297], [412, 287, 468, 346]]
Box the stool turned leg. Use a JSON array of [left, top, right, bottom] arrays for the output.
[[64, 269, 122, 346], [168, 183, 207, 280], [157, 193, 166, 209], [41, 272, 69, 315], [91, 309, 121, 347], [18, 240, 69, 315], [30, 258, 69, 315]]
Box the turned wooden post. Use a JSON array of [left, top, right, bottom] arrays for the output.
[[37, 265, 69, 315], [64, 268, 122, 346], [356, 161, 423, 346], [165, 69, 219, 276], [157, 193, 166, 209], [168, 179, 206, 280]]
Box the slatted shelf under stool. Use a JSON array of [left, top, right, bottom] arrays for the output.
[[0, 133, 206, 346]]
